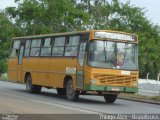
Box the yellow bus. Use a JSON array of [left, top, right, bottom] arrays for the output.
[[8, 30, 138, 103]]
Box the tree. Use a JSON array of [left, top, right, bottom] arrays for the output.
[[77, 0, 160, 79], [6, 0, 89, 35], [0, 11, 15, 74], [3, 0, 160, 79]]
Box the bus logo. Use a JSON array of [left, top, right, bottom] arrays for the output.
[[66, 67, 76, 74]]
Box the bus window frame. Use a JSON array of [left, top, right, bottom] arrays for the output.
[[52, 36, 66, 57], [64, 35, 80, 57], [10, 40, 20, 58], [29, 38, 41, 57], [40, 37, 52, 57], [13, 32, 90, 59], [86, 39, 138, 71], [77, 34, 89, 67], [24, 39, 31, 57]]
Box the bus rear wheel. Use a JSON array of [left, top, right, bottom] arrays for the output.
[[104, 94, 117, 103], [26, 75, 42, 94], [66, 80, 79, 101]]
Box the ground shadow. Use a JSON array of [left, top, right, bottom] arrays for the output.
[[12, 88, 122, 105]]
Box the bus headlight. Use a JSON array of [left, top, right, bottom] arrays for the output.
[[133, 82, 138, 86], [90, 79, 97, 84]]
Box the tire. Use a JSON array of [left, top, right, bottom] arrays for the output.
[[57, 88, 66, 96], [104, 94, 117, 103], [26, 75, 42, 94], [66, 80, 79, 101]]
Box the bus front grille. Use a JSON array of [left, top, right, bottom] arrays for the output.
[[93, 74, 137, 86]]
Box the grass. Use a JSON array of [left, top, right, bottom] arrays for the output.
[[151, 96, 160, 102], [119, 93, 160, 103], [0, 75, 8, 81]]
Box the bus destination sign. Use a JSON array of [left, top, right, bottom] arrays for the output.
[[95, 32, 136, 41]]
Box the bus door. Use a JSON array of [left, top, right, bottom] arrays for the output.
[[77, 42, 87, 89], [8, 40, 20, 82], [17, 45, 24, 82]]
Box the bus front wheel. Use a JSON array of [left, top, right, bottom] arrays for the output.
[[26, 75, 42, 94], [66, 80, 79, 101], [104, 94, 117, 103]]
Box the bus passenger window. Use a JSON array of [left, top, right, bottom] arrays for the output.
[[30, 39, 41, 56], [24, 40, 31, 57], [40, 38, 52, 56], [10, 40, 20, 57], [52, 37, 65, 56], [10, 49, 19, 57], [65, 36, 79, 56], [78, 42, 86, 66], [52, 47, 64, 56]]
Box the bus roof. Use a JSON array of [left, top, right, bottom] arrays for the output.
[[12, 30, 136, 40], [12, 31, 89, 40]]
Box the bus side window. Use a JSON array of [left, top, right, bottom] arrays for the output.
[[30, 39, 41, 57], [40, 38, 52, 56], [78, 42, 86, 66], [52, 37, 65, 56], [78, 33, 89, 66], [24, 40, 31, 57], [10, 40, 20, 57], [64, 36, 79, 56]]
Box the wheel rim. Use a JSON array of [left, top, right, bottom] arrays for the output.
[[66, 81, 75, 99], [104, 94, 117, 103], [26, 77, 32, 92], [67, 81, 74, 97]]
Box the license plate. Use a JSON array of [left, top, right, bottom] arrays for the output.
[[111, 88, 120, 91]]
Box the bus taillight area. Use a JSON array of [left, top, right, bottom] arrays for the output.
[[84, 67, 138, 94]]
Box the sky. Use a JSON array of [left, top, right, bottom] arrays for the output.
[[121, 0, 160, 25], [0, 0, 160, 25]]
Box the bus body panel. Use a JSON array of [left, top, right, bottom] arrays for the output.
[[22, 57, 78, 88], [8, 58, 18, 82], [8, 30, 139, 96], [84, 65, 138, 93]]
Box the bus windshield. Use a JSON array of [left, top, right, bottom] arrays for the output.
[[88, 40, 138, 70]]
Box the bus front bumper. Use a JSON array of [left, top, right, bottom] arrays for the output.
[[85, 85, 138, 93]]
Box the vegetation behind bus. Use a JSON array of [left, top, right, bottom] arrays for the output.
[[0, 0, 160, 79]]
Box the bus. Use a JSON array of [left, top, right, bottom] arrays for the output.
[[8, 30, 138, 103]]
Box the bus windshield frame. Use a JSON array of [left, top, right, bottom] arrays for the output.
[[87, 40, 138, 70]]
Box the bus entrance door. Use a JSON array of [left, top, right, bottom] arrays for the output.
[[17, 45, 24, 82]]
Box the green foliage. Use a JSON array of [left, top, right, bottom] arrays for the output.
[[73, 0, 160, 79], [0, 60, 7, 74], [0, 12, 15, 74], [0, 0, 160, 79], [151, 96, 160, 102], [6, 0, 89, 35]]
